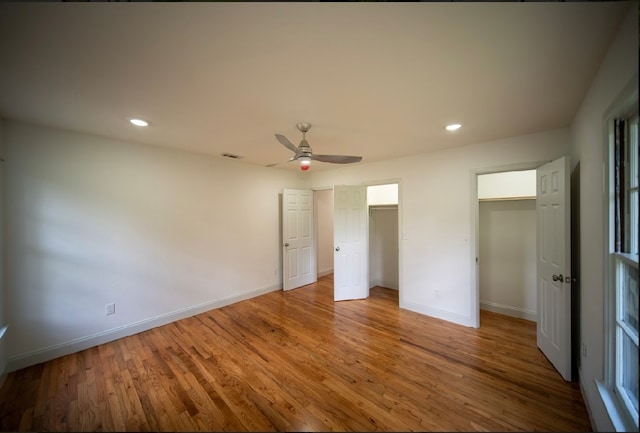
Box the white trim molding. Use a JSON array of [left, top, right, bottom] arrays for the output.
[[480, 301, 536, 322], [317, 268, 334, 278], [401, 300, 474, 328], [7, 284, 281, 373], [596, 380, 638, 432]]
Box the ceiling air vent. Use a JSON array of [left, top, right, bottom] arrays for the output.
[[220, 152, 242, 159]]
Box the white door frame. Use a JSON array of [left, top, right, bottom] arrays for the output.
[[469, 161, 548, 328], [312, 178, 403, 301]]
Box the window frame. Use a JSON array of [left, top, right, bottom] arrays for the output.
[[600, 84, 639, 432]]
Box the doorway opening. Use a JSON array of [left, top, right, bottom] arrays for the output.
[[314, 188, 334, 279], [313, 180, 401, 303], [473, 158, 574, 381], [477, 170, 537, 322], [470, 161, 544, 328], [368, 184, 399, 295]]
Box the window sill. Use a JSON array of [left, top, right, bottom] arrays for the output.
[[596, 380, 638, 432], [613, 252, 639, 266]]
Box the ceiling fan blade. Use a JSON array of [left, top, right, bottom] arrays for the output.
[[311, 154, 363, 164], [265, 157, 297, 168], [275, 134, 298, 153]]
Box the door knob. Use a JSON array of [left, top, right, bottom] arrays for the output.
[[552, 274, 563, 282], [335, 246, 340, 252], [284, 243, 290, 247]]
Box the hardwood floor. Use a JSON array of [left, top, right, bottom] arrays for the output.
[[0, 274, 592, 432]]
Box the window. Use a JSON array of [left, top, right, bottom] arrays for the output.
[[604, 107, 639, 431]]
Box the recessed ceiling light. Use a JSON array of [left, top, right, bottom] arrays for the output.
[[445, 123, 462, 131], [129, 118, 149, 127]]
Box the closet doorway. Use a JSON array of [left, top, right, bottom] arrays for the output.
[[477, 170, 537, 322], [368, 184, 399, 293], [313, 182, 400, 303]]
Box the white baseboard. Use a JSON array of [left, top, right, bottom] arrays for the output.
[[400, 300, 474, 328], [370, 278, 398, 290], [318, 268, 334, 278], [7, 283, 282, 373], [480, 301, 536, 322]]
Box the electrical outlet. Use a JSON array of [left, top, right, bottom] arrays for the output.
[[581, 342, 587, 358], [435, 289, 441, 298], [273, 268, 278, 276], [105, 303, 115, 316]]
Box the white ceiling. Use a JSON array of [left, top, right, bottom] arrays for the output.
[[0, 2, 630, 171]]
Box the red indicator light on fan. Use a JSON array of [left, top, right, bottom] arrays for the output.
[[301, 165, 309, 171]]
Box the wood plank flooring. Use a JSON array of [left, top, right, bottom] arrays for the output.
[[0, 274, 592, 431]]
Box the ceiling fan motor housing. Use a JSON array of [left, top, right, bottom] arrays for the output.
[[297, 139, 312, 158]]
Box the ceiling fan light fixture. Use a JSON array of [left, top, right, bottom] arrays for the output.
[[299, 156, 311, 171]]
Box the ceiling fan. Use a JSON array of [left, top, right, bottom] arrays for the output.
[[271, 122, 362, 171]]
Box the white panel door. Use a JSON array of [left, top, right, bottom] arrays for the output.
[[536, 157, 571, 381], [282, 189, 316, 291], [334, 185, 368, 301]]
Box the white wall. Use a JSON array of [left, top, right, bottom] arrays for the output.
[[369, 206, 399, 290], [479, 200, 536, 321], [311, 127, 568, 326], [314, 188, 334, 277], [570, 5, 638, 432], [2, 119, 306, 370]]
